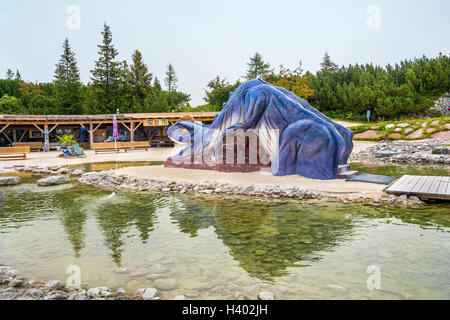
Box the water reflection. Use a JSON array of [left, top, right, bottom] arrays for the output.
[[0, 179, 449, 286], [95, 193, 163, 265], [171, 197, 355, 281]]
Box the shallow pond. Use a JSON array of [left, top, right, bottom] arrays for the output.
[[0, 164, 449, 299]]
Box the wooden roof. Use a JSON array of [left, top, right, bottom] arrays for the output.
[[0, 112, 219, 124]]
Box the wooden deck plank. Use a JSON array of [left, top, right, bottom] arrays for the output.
[[386, 175, 450, 200], [427, 176, 443, 194], [436, 176, 448, 196], [386, 175, 410, 192], [418, 176, 437, 194], [444, 177, 450, 196], [409, 176, 430, 193]]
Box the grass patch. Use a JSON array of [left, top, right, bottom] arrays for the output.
[[349, 117, 449, 141]]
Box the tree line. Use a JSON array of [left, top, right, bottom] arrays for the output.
[[200, 52, 449, 121], [1, 25, 449, 121], [0, 24, 190, 115]]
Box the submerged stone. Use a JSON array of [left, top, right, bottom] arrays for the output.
[[37, 175, 70, 186], [0, 177, 21, 186]]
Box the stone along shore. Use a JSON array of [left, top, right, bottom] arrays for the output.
[[0, 265, 272, 301], [78, 169, 424, 206]]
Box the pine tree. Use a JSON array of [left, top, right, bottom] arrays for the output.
[[154, 77, 162, 93], [129, 50, 153, 103], [245, 52, 272, 80], [54, 38, 82, 114], [15, 70, 21, 80], [164, 63, 177, 92], [320, 52, 338, 72], [90, 23, 122, 112], [6, 69, 14, 80]]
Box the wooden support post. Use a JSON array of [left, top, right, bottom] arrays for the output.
[[89, 123, 94, 150], [2, 132, 12, 145], [13, 129, 17, 142], [130, 122, 135, 142], [0, 124, 10, 134], [44, 124, 49, 152], [18, 130, 27, 142]]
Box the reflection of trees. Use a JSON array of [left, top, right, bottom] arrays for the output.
[[171, 198, 450, 281], [96, 193, 164, 266], [171, 198, 355, 281]]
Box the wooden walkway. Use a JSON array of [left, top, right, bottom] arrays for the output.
[[386, 175, 450, 200]]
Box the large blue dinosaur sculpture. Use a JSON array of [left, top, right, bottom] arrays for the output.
[[165, 79, 353, 180]]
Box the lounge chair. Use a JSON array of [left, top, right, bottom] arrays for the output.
[[71, 144, 86, 158], [57, 146, 76, 158]]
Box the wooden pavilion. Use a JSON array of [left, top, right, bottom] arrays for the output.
[[0, 112, 218, 151]]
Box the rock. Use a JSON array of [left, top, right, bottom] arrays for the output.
[[134, 288, 146, 296], [45, 280, 64, 290], [71, 170, 84, 176], [86, 287, 101, 298], [397, 123, 410, 128], [28, 289, 44, 298], [409, 196, 421, 201], [8, 279, 23, 288], [0, 177, 21, 186], [68, 293, 88, 300], [154, 278, 177, 290], [142, 288, 158, 300], [114, 267, 129, 274], [184, 289, 201, 298], [129, 268, 147, 278], [258, 291, 275, 300], [146, 274, 165, 280], [354, 130, 382, 139], [44, 292, 68, 300], [432, 147, 450, 155], [173, 295, 185, 300], [405, 128, 423, 139], [404, 128, 413, 134], [116, 289, 127, 297], [398, 194, 408, 200], [234, 291, 250, 300], [37, 175, 70, 186], [431, 120, 440, 126], [388, 133, 402, 139], [57, 168, 71, 174], [385, 124, 395, 129]]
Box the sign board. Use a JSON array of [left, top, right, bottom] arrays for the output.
[[143, 119, 169, 127]]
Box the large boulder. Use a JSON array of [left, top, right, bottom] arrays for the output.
[[37, 175, 70, 186], [0, 177, 21, 186]]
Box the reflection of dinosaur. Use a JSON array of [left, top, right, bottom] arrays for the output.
[[166, 79, 353, 180], [170, 197, 354, 281]]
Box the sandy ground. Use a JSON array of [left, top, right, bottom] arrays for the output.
[[115, 165, 385, 197], [0, 135, 384, 197], [0, 139, 376, 170], [0, 148, 178, 169]]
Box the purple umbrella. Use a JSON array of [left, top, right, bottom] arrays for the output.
[[113, 115, 120, 150]]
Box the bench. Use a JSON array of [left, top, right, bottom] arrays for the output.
[[0, 146, 31, 160], [150, 141, 174, 148], [92, 142, 124, 154], [120, 141, 150, 151], [12, 142, 42, 152], [92, 141, 150, 153]]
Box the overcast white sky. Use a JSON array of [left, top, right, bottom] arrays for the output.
[[1, 0, 449, 106]]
